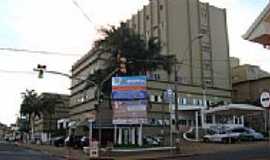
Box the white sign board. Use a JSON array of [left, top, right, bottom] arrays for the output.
[[260, 92, 270, 108], [89, 141, 99, 158]]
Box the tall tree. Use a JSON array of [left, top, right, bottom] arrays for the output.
[[39, 94, 64, 144], [87, 23, 175, 96], [20, 89, 41, 141]]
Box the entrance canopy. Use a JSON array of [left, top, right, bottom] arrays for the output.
[[243, 2, 270, 47], [205, 104, 264, 116]]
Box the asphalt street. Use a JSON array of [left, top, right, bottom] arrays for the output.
[[0, 143, 63, 160], [168, 143, 270, 160]]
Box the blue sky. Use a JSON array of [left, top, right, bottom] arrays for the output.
[[0, 0, 269, 125]]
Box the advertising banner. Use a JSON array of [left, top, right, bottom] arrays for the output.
[[112, 76, 148, 124]]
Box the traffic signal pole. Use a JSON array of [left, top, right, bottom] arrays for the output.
[[34, 65, 119, 157]]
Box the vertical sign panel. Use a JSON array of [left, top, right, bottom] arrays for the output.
[[112, 76, 148, 124]]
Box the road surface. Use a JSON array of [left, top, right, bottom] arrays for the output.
[[0, 143, 63, 160], [168, 143, 270, 160]]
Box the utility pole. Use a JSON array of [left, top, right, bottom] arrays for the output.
[[174, 58, 180, 140], [174, 34, 204, 147]]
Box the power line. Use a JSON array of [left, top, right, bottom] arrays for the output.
[[0, 48, 82, 57], [71, 0, 98, 30], [0, 69, 34, 75]]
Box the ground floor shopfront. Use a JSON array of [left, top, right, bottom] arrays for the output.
[[68, 104, 264, 147]]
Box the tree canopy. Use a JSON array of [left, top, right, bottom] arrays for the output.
[[86, 23, 175, 95], [20, 89, 41, 118]]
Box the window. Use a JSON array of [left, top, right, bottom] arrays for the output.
[[234, 118, 238, 124], [206, 115, 213, 123], [159, 5, 164, 10], [199, 99, 203, 106], [193, 99, 197, 105], [204, 78, 213, 86], [181, 97, 187, 105], [179, 120, 187, 125], [146, 15, 150, 20], [178, 97, 181, 104], [150, 95, 155, 102], [158, 95, 163, 102], [81, 97, 85, 102], [200, 4, 208, 26], [154, 74, 160, 80], [154, 95, 158, 102], [239, 117, 242, 124]]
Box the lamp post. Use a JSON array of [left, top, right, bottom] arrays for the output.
[[174, 34, 204, 144]]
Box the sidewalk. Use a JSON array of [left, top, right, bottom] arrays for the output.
[[16, 141, 269, 160]]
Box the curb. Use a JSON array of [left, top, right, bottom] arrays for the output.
[[134, 153, 197, 160]]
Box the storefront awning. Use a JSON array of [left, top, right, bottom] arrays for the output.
[[205, 104, 264, 115]]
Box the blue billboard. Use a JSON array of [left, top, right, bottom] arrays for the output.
[[111, 76, 148, 124]]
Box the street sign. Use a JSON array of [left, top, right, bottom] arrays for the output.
[[164, 88, 174, 103], [260, 92, 270, 108], [89, 141, 99, 158]]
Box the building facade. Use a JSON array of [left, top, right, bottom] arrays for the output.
[[232, 64, 270, 84], [0, 123, 7, 141], [70, 0, 232, 146], [232, 77, 270, 131]]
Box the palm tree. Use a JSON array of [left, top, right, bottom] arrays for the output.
[[20, 89, 41, 142], [39, 93, 64, 144], [86, 23, 175, 96]]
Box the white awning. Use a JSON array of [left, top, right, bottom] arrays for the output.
[[243, 2, 270, 46], [205, 104, 264, 115]]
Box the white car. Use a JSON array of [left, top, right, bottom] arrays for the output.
[[203, 127, 264, 143], [203, 130, 240, 143]]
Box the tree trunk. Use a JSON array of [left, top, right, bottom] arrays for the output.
[[48, 114, 52, 145], [31, 115, 35, 142]]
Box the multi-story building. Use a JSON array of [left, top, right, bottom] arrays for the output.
[[33, 93, 69, 143], [230, 57, 240, 68], [0, 123, 7, 141], [232, 64, 270, 84], [232, 77, 270, 131], [70, 0, 231, 146]]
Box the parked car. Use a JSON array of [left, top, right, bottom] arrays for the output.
[[232, 127, 264, 141], [203, 129, 240, 143], [203, 127, 264, 143], [52, 136, 65, 147], [80, 136, 89, 148], [65, 135, 83, 148], [143, 136, 161, 146]]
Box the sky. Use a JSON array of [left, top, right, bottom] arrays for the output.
[[0, 0, 269, 125]]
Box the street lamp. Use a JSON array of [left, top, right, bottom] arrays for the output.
[[174, 34, 204, 144]]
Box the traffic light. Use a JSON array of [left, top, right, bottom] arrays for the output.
[[37, 64, 46, 79], [119, 57, 127, 74], [116, 50, 127, 74]]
